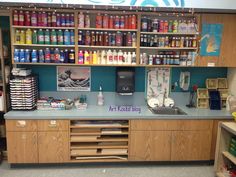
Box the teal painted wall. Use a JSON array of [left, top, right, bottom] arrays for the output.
[[22, 66, 227, 92]]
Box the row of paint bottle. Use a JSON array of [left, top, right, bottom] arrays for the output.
[[78, 50, 136, 65], [78, 12, 137, 29], [13, 10, 74, 27], [78, 31, 136, 47], [14, 48, 75, 63], [15, 29, 75, 45]]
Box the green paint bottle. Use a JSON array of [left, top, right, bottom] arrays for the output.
[[44, 29, 50, 45]]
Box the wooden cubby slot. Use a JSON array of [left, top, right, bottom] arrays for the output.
[[70, 120, 129, 162]]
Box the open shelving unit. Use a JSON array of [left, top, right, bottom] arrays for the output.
[[69, 120, 129, 162], [215, 122, 236, 177], [10, 8, 200, 67]]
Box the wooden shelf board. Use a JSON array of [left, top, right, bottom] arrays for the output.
[[78, 28, 137, 32], [13, 44, 75, 47], [70, 145, 128, 149], [70, 125, 129, 128], [70, 131, 129, 136], [70, 138, 129, 143], [140, 47, 197, 50], [13, 62, 76, 66], [12, 26, 75, 30], [71, 153, 128, 157], [140, 32, 199, 35], [70, 158, 128, 163], [222, 151, 236, 164], [78, 45, 136, 49], [221, 122, 236, 136], [216, 172, 225, 177], [76, 64, 138, 67]]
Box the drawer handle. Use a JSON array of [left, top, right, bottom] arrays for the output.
[[48, 120, 57, 128], [16, 121, 26, 128], [48, 124, 57, 128]]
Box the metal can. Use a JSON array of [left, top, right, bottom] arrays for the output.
[[44, 48, 51, 63], [18, 11, 24, 26], [116, 31, 123, 46], [47, 12, 52, 27], [24, 11, 31, 26], [56, 13, 61, 27], [109, 15, 114, 29], [19, 49, 25, 62], [50, 29, 57, 45], [69, 49, 75, 63], [14, 49, 20, 62], [119, 16, 125, 29], [31, 49, 38, 63], [31, 11, 38, 26], [42, 12, 48, 27], [13, 10, 19, 26], [63, 29, 71, 45], [66, 14, 70, 27], [39, 49, 45, 63], [44, 29, 50, 45], [57, 29, 63, 45], [60, 50, 65, 63], [51, 12, 57, 27], [114, 16, 120, 29], [61, 14, 66, 27], [96, 13, 102, 28], [102, 14, 109, 28], [70, 14, 75, 27]]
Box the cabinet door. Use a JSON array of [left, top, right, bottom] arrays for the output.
[[171, 131, 212, 161], [7, 132, 38, 163], [38, 131, 69, 163], [130, 131, 171, 161]]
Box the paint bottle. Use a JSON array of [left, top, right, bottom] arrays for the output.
[[127, 52, 132, 64], [113, 50, 118, 64], [115, 32, 122, 46], [118, 50, 123, 64], [31, 11, 38, 26], [78, 12, 85, 28], [64, 29, 71, 45], [32, 30, 38, 44], [18, 10, 24, 26], [97, 50, 101, 64], [114, 16, 120, 29], [97, 86, 104, 106], [70, 30, 75, 45], [13, 10, 19, 26], [50, 48, 55, 63], [15, 30, 21, 44], [126, 32, 132, 46], [31, 49, 38, 63], [42, 12, 48, 27], [108, 15, 114, 29], [38, 12, 43, 26], [84, 50, 90, 64], [38, 29, 44, 44], [44, 29, 50, 45], [61, 14, 66, 27], [131, 52, 136, 64], [78, 31, 83, 45], [124, 15, 129, 29], [70, 14, 75, 27], [57, 29, 63, 45], [60, 50, 65, 63], [132, 33, 136, 47], [130, 15, 137, 29], [96, 13, 102, 28], [78, 50, 84, 64], [19, 49, 25, 62], [24, 11, 31, 26], [50, 29, 57, 45], [92, 51, 98, 64], [25, 29, 32, 44], [103, 32, 109, 46], [44, 48, 51, 63], [64, 49, 69, 63], [20, 30, 25, 44], [119, 16, 125, 29], [85, 31, 91, 46], [101, 50, 106, 64], [14, 49, 20, 62], [66, 14, 70, 27], [123, 52, 128, 64], [85, 14, 90, 28], [51, 12, 57, 27], [56, 13, 61, 27], [25, 49, 30, 62], [47, 12, 52, 27], [102, 14, 109, 28], [54, 48, 60, 63], [38, 49, 45, 63], [107, 49, 113, 64]]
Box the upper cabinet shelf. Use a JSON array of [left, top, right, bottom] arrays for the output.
[[140, 32, 199, 35], [78, 28, 137, 32], [12, 26, 75, 30]]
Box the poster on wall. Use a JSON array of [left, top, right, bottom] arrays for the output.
[[57, 66, 91, 91], [146, 68, 170, 100], [200, 24, 223, 56]]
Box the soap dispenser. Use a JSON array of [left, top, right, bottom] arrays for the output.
[[97, 86, 104, 106]]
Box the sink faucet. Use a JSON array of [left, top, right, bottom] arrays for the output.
[[162, 89, 167, 107]]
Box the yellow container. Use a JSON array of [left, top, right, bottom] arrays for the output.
[[233, 112, 236, 121]]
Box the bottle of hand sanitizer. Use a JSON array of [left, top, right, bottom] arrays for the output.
[[97, 85, 104, 106]]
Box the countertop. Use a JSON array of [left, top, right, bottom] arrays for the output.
[[4, 105, 233, 120]]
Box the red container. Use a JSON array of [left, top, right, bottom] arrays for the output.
[[13, 10, 19, 26], [24, 11, 31, 26], [18, 10, 24, 26], [96, 13, 102, 28], [124, 15, 129, 29], [159, 20, 164, 32], [120, 16, 125, 29], [51, 12, 57, 27], [164, 20, 168, 33], [126, 32, 132, 46], [108, 15, 114, 29], [114, 16, 120, 29], [102, 14, 109, 28], [38, 12, 42, 26], [47, 12, 52, 27], [130, 15, 137, 29], [42, 12, 48, 27], [31, 11, 37, 26]]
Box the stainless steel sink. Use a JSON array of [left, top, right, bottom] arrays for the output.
[[149, 107, 187, 115]]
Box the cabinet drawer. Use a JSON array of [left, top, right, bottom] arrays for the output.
[[6, 120, 37, 132], [131, 120, 213, 131], [37, 120, 69, 131]]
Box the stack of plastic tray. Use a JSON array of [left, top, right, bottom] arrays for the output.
[[9, 75, 38, 110]]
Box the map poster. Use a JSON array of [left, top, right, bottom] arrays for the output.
[[57, 66, 91, 91], [200, 24, 223, 56]]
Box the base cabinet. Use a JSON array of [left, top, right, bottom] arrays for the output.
[[130, 131, 171, 161], [171, 131, 212, 161], [38, 132, 69, 163], [7, 132, 38, 163]]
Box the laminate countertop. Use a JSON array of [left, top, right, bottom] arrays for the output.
[[4, 105, 233, 120]]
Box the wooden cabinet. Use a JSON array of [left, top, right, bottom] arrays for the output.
[[7, 132, 38, 163], [197, 14, 236, 67], [6, 120, 37, 132], [38, 131, 69, 163], [130, 120, 213, 161], [37, 120, 69, 131], [171, 131, 212, 161], [130, 131, 171, 161]]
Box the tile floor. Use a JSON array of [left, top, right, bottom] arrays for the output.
[[0, 161, 215, 177]]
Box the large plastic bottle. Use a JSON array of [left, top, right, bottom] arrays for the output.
[[84, 50, 90, 64], [78, 12, 85, 28], [123, 52, 128, 64], [92, 51, 97, 64], [97, 50, 101, 64], [127, 52, 132, 64], [131, 52, 136, 65], [101, 50, 106, 64], [118, 50, 123, 65], [78, 50, 84, 64], [107, 50, 113, 64], [112, 50, 118, 64]]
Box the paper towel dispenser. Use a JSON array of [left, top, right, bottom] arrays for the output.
[[116, 68, 135, 95]]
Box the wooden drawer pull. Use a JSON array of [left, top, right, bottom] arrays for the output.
[[48, 120, 57, 127], [16, 121, 26, 128]]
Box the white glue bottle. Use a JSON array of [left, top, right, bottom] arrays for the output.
[[97, 86, 104, 106]]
